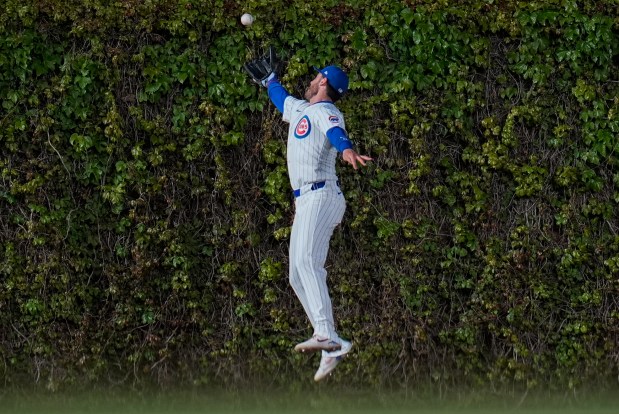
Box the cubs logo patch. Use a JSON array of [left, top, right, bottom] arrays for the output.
[[294, 115, 311, 139], [328, 115, 340, 124]]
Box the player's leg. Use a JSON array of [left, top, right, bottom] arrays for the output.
[[289, 209, 315, 331], [292, 190, 345, 340], [290, 218, 341, 353]]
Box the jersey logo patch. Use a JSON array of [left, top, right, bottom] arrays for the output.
[[294, 115, 311, 139], [329, 115, 340, 124]]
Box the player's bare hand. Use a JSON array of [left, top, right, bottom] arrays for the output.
[[342, 149, 373, 170]]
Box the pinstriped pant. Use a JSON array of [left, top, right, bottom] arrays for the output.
[[289, 183, 346, 340]]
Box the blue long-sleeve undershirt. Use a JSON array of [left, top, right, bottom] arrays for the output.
[[267, 78, 354, 153], [267, 78, 289, 114], [326, 126, 353, 153]]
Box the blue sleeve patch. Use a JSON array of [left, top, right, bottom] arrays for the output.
[[326, 126, 353, 152]]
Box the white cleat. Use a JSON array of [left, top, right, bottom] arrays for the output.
[[323, 338, 352, 357], [314, 355, 344, 382], [313, 339, 353, 382], [294, 335, 342, 353]]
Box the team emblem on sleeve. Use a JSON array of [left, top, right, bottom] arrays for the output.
[[294, 115, 311, 139], [328, 115, 340, 124]]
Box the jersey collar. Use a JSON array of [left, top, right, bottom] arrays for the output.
[[311, 100, 335, 106]]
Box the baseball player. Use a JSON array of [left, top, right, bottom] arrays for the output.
[[245, 49, 372, 381]]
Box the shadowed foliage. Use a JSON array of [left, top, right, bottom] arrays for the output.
[[1, 0, 618, 392]]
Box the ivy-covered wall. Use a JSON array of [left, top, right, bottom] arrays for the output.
[[1, 0, 618, 391]]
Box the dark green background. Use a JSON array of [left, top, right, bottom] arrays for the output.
[[1, 0, 618, 392]]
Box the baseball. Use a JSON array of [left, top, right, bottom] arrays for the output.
[[241, 13, 254, 26]]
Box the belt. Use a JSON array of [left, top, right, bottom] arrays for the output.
[[293, 181, 326, 198], [293, 181, 340, 198]]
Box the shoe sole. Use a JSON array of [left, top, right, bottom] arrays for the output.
[[294, 342, 341, 353]]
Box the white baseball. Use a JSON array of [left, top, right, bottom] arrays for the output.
[[241, 13, 254, 26]]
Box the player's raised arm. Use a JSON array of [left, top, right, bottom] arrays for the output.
[[266, 78, 289, 114]]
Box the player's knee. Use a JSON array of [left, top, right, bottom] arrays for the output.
[[289, 266, 302, 288], [289, 274, 305, 295], [289, 257, 313, 284], [297, 253, 323, 273]]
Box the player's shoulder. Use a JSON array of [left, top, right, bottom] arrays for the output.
[[312, 103, 344, 125], [287, 96, 310, 112], [311, 101, 343, 117], [284, 97, 310, 122]]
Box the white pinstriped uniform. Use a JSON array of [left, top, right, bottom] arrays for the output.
[[283, 96, 347, 346]]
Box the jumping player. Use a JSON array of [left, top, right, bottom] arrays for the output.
[[251, 61, 372, 381]]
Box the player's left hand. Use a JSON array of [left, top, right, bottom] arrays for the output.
[[342, 149, 373, 170], [244, 46, 278, 87]]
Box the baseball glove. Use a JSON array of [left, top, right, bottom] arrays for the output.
[[244, 46, 278, 86]]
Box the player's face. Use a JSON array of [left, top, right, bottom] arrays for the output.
[[304, 73, 323, 100]]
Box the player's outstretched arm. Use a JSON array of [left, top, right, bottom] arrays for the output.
[[244, 46, 291, 114], [267, 79, 289, 114], [342, 148, 373, 170]]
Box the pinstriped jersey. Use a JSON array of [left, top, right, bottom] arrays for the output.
[[283, 97, 346, 190]]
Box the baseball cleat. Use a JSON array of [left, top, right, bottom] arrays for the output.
[[294, 335, 342, 353], [324, 338, 352, 357], [313, 339, 353, 382], [314, 355, 344, 382]]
